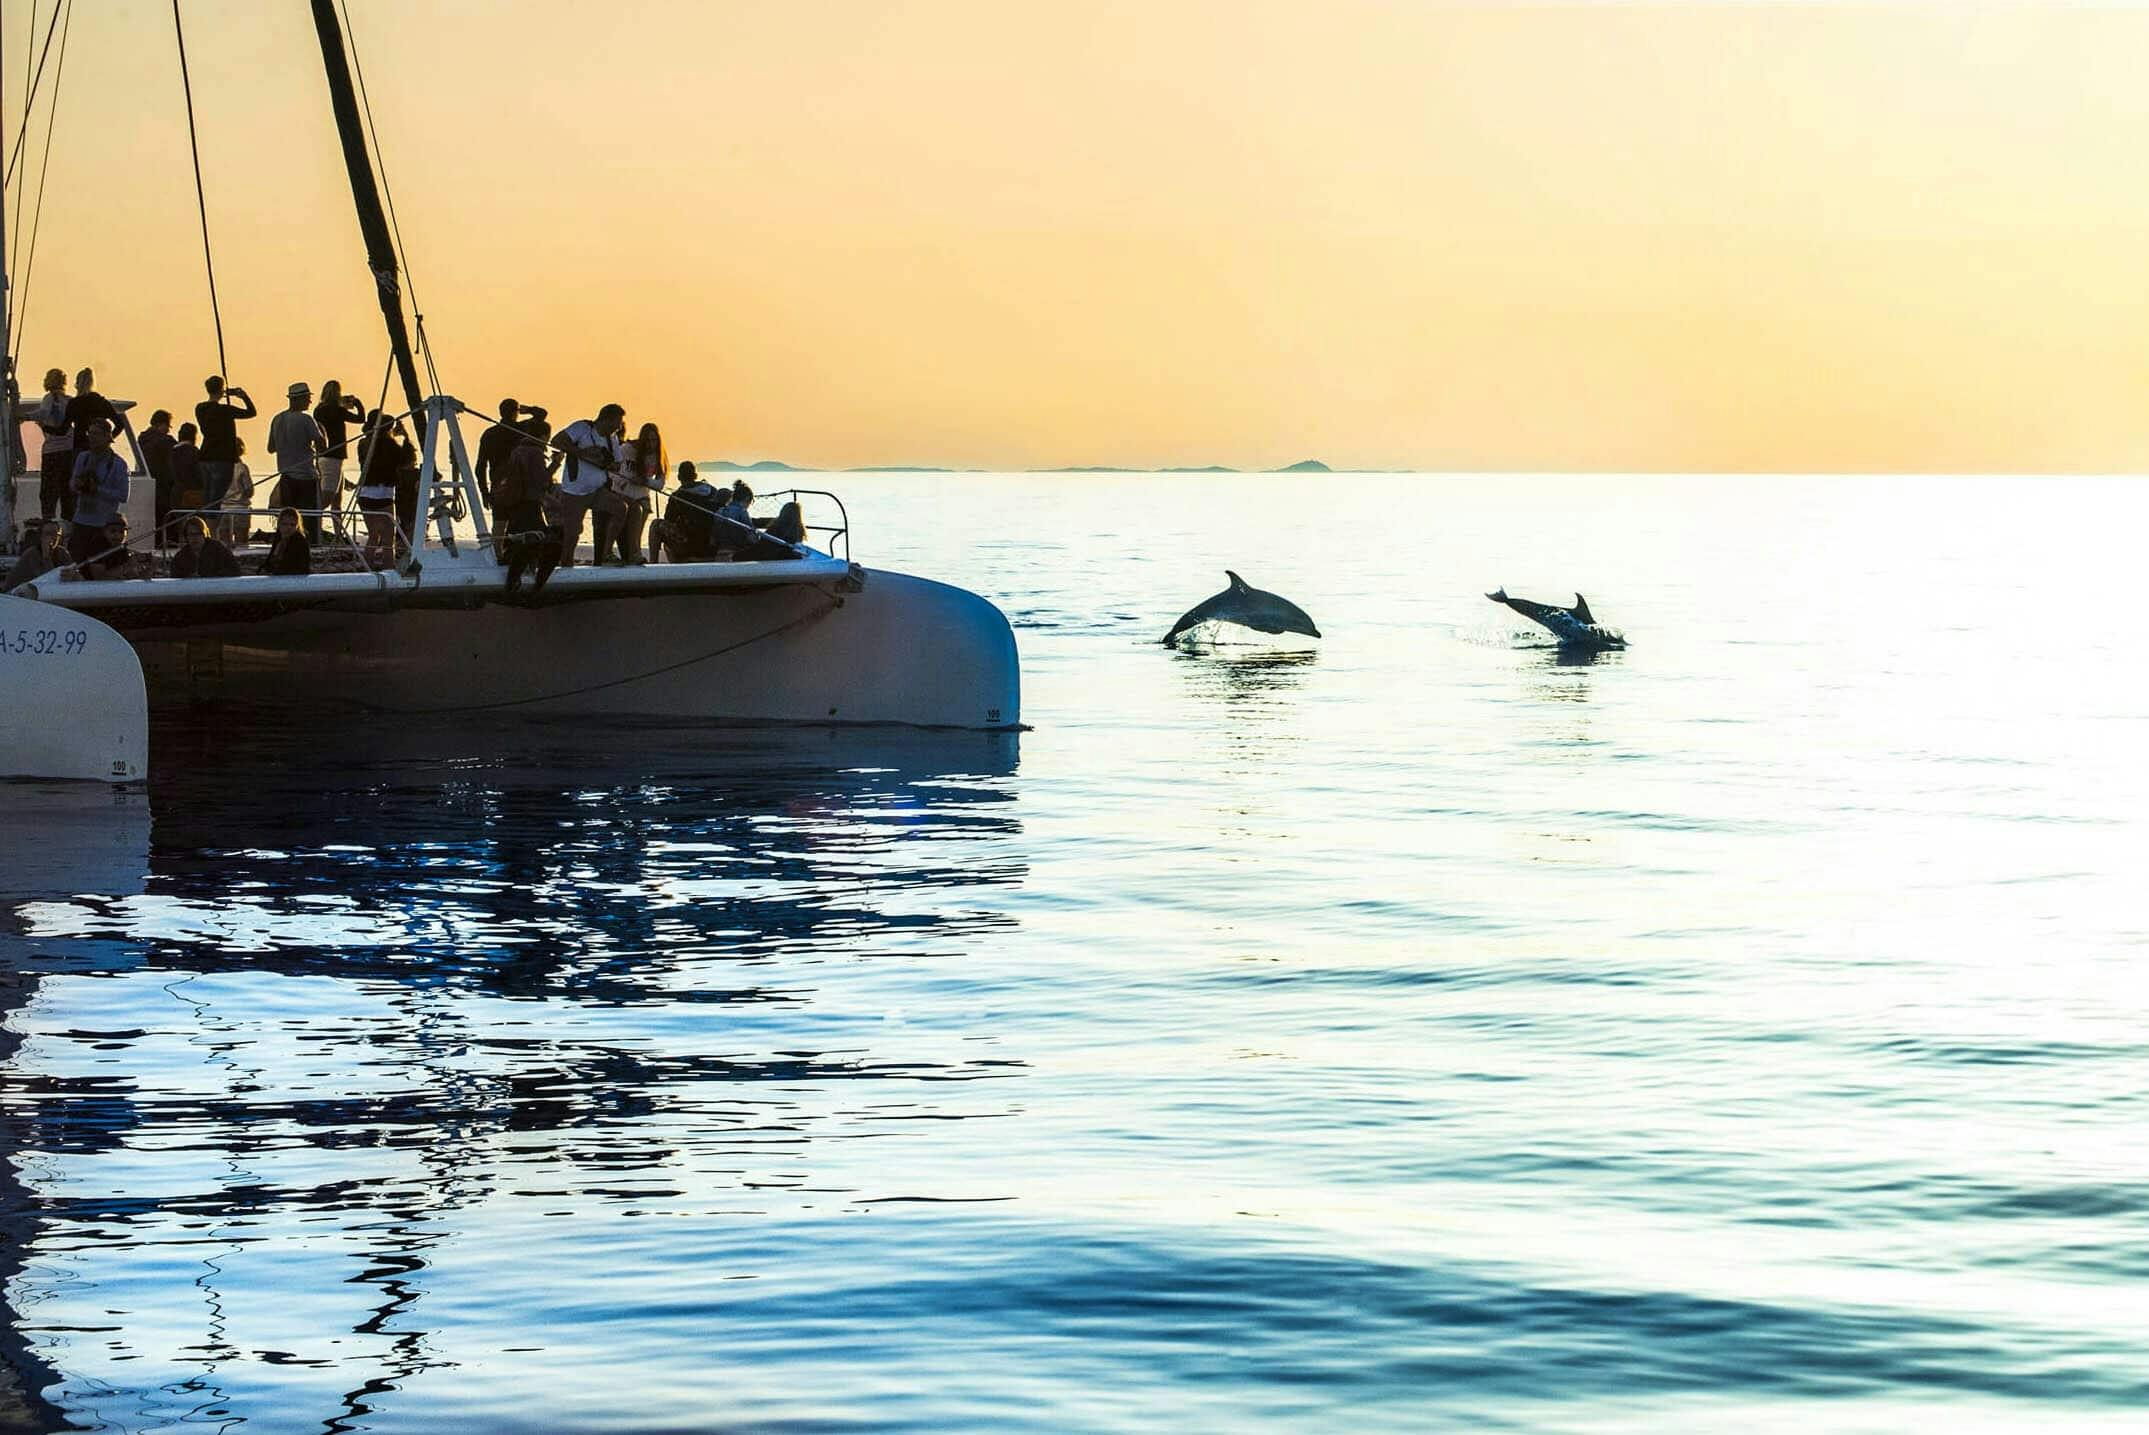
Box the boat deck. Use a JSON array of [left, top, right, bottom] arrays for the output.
[[19, 547, 855, 617]]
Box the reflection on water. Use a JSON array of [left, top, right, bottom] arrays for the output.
[[1, 717, 1024, 1432], [10, 474, 2149, 1432], [1167, 645, 1320, 707]]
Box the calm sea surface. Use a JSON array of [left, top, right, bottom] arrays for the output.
[[4, 473, 2147, 1433]]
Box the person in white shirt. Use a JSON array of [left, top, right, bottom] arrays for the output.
[[267, 382, 327, 542], [220, 435, 257, 549], [552, 403, 626, 568], [609, 421, 668, 565]]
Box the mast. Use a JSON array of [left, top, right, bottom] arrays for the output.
[[308, 0, 424, 428], [1, 9, 14, 517]]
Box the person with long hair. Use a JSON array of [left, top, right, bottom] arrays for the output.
[[30, 367, 73, 522], [766, 500, 807, 546], [313, 379, 366, 540], [353, 409, 402, 567], [608, 420, 667, 564]]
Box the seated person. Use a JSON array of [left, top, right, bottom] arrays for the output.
[[719, 480, 754, 529], [659, 463, 722, 561], [171, 515, 241, 578], [5, 518, 64, 590], [266, 506, 312, 575], [766, 500, 807, 546], [73, 516, 147, 580]]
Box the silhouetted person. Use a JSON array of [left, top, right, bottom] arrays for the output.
[[266, 505, 311, 575], [660, 462, 720, 561], [392, 422, 421, 552], [169, 422, 203, 520], [220, 434, 257, 548], [66, 367, 128, 448], [29, 367, 72, 521], [312, 379, 365, 538], [497, 429, 562, 597], [353, 410, 406, 567], [139, 409, 176, 538], [194, 375, 256, 518], [608, 420, 667, 564], [268, 382, 326, 541], [553, 402, 625, 567], [476, 398, 546, 556]]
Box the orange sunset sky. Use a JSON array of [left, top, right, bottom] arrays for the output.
[[7, 0, 2149, 473]]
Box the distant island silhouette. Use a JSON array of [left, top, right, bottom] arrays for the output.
[[698, 458, 1342, 474]]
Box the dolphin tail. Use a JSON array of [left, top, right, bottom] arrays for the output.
[[1486, 588, 1508, 603]]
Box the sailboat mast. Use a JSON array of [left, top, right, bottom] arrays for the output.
[[308, 0, 425, 427], [1, 13, 15, 504]]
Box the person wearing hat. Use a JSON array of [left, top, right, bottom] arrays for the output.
[[267, 381, 327, 543], [66, 418, 131, 566]]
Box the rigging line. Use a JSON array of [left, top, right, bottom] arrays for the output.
[[10, 0, 35, 292], [378, 591, 850, 716], [336, 0, 435, 380], [1, 0, 64, 190], [8, 0, 45, 302], [170, 0, 227, 378], [9, 0, 69, 362]]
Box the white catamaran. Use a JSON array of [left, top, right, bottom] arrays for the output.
[[1, 1, 1020, 781]]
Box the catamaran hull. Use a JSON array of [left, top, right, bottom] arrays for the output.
[[0, 594, 148, 782], [112, 567, 1019, 729]]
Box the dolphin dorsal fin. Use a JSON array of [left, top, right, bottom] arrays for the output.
[[1226, 570, 1248, 590], [1571, 594, 1595, 625]]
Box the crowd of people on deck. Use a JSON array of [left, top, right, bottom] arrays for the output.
[[2, 367, 810, 592]]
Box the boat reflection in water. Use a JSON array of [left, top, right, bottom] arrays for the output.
[[0, 717, 1023, 1432]]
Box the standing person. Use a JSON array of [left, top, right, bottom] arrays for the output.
[[353, 410, 400, 567], [169, 422, 204, 523], [312, 379, 365, 539], [497, 428, 563, 596], [551, 402, 626, 568], [194, 376, 256, 523], [391, 420, 421, 553], [66, 418, 131, 565], [218, 435, 258, 548], [138, 409, 177, 540], [610, 421, 667, 564], [267, 382, 326, 540], [475, 398, 545, 556], [65, 368, 127, 449], [30, 368, 72, 521]]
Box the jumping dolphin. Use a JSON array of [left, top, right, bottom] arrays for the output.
[[1163, 571, 1321, 646], [1486, 588, 1626, 650]]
